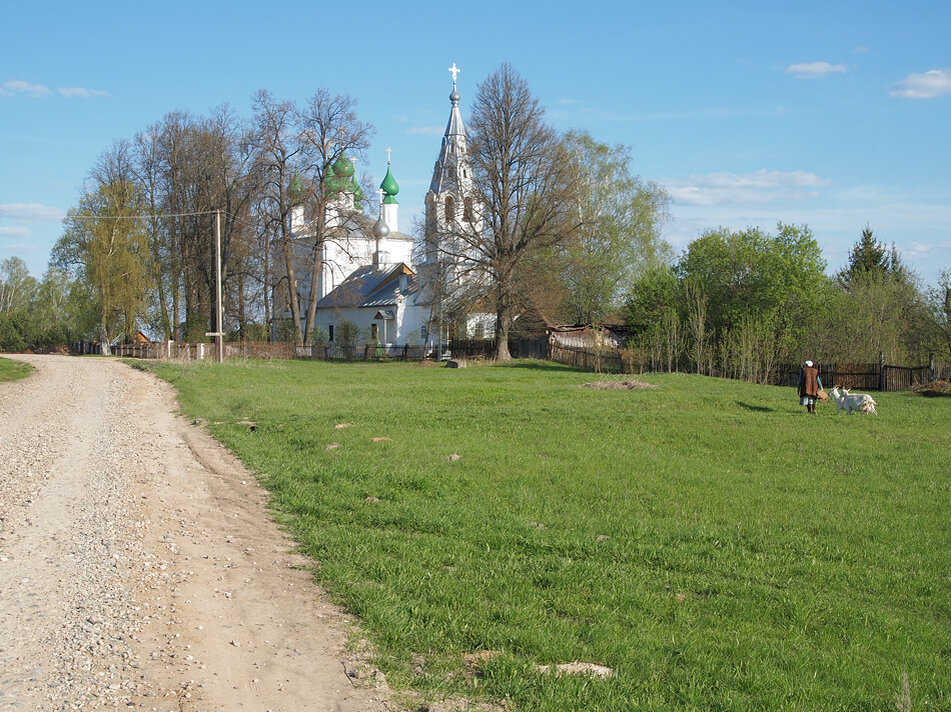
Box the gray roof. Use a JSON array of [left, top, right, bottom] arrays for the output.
[[317, 263, 420, 310]]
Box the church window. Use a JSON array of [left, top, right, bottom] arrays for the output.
[[474, 322, 485, 339], [371, 324, 379, 340], [445, 195, 456, 222], [328, 324, 334, 341], [421, 324, 428, 341], [463, 196, 474, 222]]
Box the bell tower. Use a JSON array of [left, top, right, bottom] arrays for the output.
[[424, 63, 481, 265]]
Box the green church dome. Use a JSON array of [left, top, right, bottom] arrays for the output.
[[288, 172, 303, 205], [333, 153, 355, 178], [380, 165, 399, 198]]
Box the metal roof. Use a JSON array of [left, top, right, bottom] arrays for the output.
[[316, 263, 420, 310]]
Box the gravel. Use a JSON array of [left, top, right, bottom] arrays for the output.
[[0, 355, 397, 712], [0, 356, 171, 710]]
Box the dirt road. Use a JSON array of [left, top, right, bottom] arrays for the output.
[[0, 355, 393, 712]]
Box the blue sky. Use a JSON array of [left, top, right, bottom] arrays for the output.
[[2, 1, 949, 285]]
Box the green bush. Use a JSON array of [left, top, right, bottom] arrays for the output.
[[0, 311, 38, 352]]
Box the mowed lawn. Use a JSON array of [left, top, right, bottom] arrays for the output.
[[150, 359, 951, 711]]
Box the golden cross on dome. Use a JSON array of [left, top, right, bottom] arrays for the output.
[[385, 147, 392, 164]]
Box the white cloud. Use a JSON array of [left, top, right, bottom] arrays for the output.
[[0, 226, 31, 238], [556, 98, 583, 105], [786, 62, 848, 79], [57, 87, 108, 98], [1, 79, 53, 98], [407, 126, 444, 136], [1, 80, 107, 99], [665, 170, 832, 206], [0, 203, 64, 221], [890, 69, 951, 99], [903, 241, 935, 259]]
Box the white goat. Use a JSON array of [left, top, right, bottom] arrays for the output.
[[829, 386, 878, 415]]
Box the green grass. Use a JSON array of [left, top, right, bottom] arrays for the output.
[[0, 356, 32, 382], [149, 359, 951, 711]]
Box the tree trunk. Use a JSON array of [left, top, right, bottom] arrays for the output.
[[281, 238, 303, 344], [100, 325, 111, 356], [303, 243, 322, 346], [494, 288, 513, 361]]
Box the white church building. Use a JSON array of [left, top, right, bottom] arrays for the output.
[[277, 65, 492, 350]]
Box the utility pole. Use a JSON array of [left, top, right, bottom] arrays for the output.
[[216, 209, 223, 363], [206, 209, 224, 362]]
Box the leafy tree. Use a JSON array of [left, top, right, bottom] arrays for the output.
[[824, 229, 927, 362], [927, 271, 951, 362], [336, 319, 360, 352], [825, 268, 928, 362], [675, 223, 827, 344], [624, 264, 679, 334], [553, 130, 670, 324], [30, 267, 97, 345], [0, 257, 37, 313], [55, 177, 151, 352]]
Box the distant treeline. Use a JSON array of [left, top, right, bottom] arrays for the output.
[[620, 224, 951, 378]]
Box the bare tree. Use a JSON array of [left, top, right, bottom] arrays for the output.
[[250, 89, 373, 345], [251, 90, 306, 343], [297, 89, 373, 345], [435, 64, 579, 360], [132, 123, 173, 339], [155, 107, 258, 339]]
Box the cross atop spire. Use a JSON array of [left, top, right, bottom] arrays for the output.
[[449, 62, 460, 88], [385, 147, 392, 165]]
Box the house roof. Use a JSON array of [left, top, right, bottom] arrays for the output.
[[317, 263, 420, 310]]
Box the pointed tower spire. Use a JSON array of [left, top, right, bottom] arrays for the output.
[[429, 63, 471, 195], [425, 64, 481, 265]]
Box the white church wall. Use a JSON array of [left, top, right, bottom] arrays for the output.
[[315, 302, 431, 347]]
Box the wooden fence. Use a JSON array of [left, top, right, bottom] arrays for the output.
[[83, 338, 947, 393], [548, 344, 945, 393], [451, 337, 550, 360], [102, 340, 430, 362]]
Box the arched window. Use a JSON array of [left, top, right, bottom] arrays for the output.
[[463, 196, 474, 222], [445, 195, 456, 222]]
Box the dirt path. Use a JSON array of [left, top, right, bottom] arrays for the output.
[[0, 355, 393, 712]]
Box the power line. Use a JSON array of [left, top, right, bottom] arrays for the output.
[[68, 209, 218, 220]]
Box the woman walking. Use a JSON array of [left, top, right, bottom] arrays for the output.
[[798, 360, 822, 414]]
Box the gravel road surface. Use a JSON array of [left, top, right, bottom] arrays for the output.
[[0, 355, 393, 712]]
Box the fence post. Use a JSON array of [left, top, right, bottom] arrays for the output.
[[879, 350, 886, 392]]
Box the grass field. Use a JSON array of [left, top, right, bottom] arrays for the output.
[[149, 359, 951, 711], [0, 355, 32, 382]]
